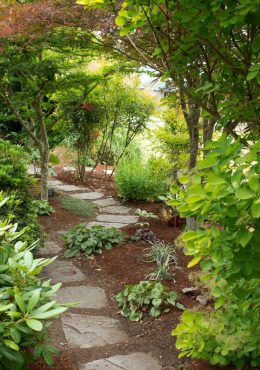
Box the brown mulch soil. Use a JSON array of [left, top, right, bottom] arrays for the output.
[[31, 171, 253, 370]]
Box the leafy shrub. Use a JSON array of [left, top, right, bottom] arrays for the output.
[[0, 198, 68, 369], [64, 224, 125, 258], [145, 241, 178, 281], [116, 281, 184, 321], [173, 285, 260, 369], [0, 141, 40, 244], [169, 136, 260, 368], [59, 196, 97, 218], [115, 153, 170, 201], [32, 200, 54, 215], [131, 228, 156, 242], [0, 140, 32, 192]]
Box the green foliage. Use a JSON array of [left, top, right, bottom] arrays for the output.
[[0, 141, 40, 244], [59, 196, 97, 218], [0, 199, 68, 369], [116, 281, 184, 321], [135, 209, 158, 219], [145, 241, 178, 281], [169, 136, 260, 368], [32, 200, 54, 216], [0, 140, 31, 192], [64, 224, 125, 258], [116, 152, 170, 201], [173, 283, 260, 369]]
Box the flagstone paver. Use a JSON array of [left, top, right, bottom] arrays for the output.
[[96, 214, 138, 224], [42, 260, 86, 283], [48, 179, 64, 187], [72, 192, 104, 200], [56, 286, 108, 309], [80, 353, 162, 370], [38, 241, 62, 256], [55, 184, 87, 192], [102, 205, 131, 214], [85, 222, 127, 229], [61, 314, 128, 349], [92, 198, 120, 207]]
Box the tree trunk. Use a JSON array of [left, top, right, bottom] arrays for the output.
[[40, 145, 49, 201], [203, 118, 216, 157]]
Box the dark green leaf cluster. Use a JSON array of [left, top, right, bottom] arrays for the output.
[[116, 281, 184, 321], [64, 224, 125, 258]]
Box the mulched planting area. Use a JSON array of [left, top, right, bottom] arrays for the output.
[[31, 170, 253, 370]]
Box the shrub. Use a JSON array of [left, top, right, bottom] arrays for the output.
[[0, 198, 68, 369], [169, 136, 260, 369], [145, 241, 178, 281], [115, 153, 170, 201], [116, 281, 184, 321], [64, 224, 125, 258], [0, 140, 31, 192], [32, 200, 54, 216], [59, 196, 97, 218]]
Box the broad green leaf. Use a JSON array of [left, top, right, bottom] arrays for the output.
[[188, 256, 202, 268], [115, 16, 127, 26], [26, 319, 43, 331], [251, 199, 260, 218], [27, 289, 41, 311], [237, 230, 253, 247], [4, 340, 19, 351], [235, 185, 255, 200], [31, 306, 67, 319]]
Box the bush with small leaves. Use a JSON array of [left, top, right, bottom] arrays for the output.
[[116, 281, 184, 321], [64, 224, 125, 258]]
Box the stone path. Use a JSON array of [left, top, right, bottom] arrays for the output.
[[40, 179, 162, 369]]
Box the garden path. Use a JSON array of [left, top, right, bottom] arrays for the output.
[[40, 179, 162, 370]]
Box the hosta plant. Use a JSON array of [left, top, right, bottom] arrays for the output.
[[32, 200, 54, 216], [116, 281, 184, 321], [64, 224, 125, 258], [0, 198, 68, 369]]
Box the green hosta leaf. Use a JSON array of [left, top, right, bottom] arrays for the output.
[[152, 298, 162, 307], [251, 199, 260, 218], [235, 185, 255, 200], [26, 319, 43, 331]]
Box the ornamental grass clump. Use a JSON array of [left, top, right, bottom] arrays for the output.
[[64, 224, 125, 258]]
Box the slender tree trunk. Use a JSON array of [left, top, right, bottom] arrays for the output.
[[203, 117, 216, 157], [40, 146, 49, 201]]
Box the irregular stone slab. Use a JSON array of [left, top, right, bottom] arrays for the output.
[[80, 353, 162, 370], [92, 198, 119, 207], [102, 205, 131, 214], [61, 314, 128, 349], [55, 184, 86, 192], [96, 215, 138, 224], [85, 222, 126, 229], [48, 179, 64, 187], [72, 192, 104, 200], [42, 260, 86, 283], [56, 286, 108, 309], [38, 241, 62, 256]]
